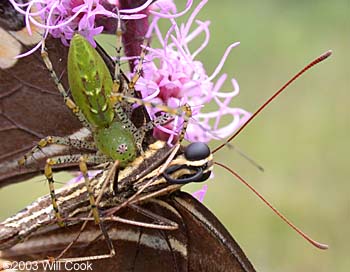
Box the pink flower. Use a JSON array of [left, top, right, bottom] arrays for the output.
[[133, 0, 251, 144], [8, 0, 149, 48]]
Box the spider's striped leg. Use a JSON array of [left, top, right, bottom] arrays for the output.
[[121, 38, 150, 117], [128, 39, 148, 93], [110, 8, 135, 118], [45, 154, 82, 227], [112, 8, 124, 94], [18, 136, 97, 166], [141, 103, 192, 143], [113, 8, 149, 99], [79, 156, 100, 224], [41, 39, 92, 130], [44, 153, 110, 227]]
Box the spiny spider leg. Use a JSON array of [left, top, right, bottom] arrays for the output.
[[113, 8, 126, 95], [79, 156, 102, 225], [128, 39, 147, 91], [18, 136, 97, 165], [110, 9, 133, 118]]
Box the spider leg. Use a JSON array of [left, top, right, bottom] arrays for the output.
[[41, 38, 92, 130]]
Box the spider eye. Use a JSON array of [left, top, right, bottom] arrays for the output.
[[117, 144, 128, 154], [184, 142, 210, 161]]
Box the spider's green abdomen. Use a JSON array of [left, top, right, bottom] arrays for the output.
[[95, 122, 137, 167], [68, 34, 114, 128]]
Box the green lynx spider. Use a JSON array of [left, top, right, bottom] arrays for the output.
[[18, 30, 192, 227]]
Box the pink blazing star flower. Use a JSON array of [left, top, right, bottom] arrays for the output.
[[8, 0, 149, 50], [134, 0, 251, 144]]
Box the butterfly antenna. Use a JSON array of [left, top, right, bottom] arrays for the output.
[[213, 50, 332, 154], [215, 161, 329, 250]]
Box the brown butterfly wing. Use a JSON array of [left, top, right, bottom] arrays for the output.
[[0, 192, 255, 272]]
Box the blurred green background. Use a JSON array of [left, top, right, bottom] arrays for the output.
[[0, 0, 349, 271]]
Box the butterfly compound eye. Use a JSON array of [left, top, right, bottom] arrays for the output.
[[184, 142, 210, 161]]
